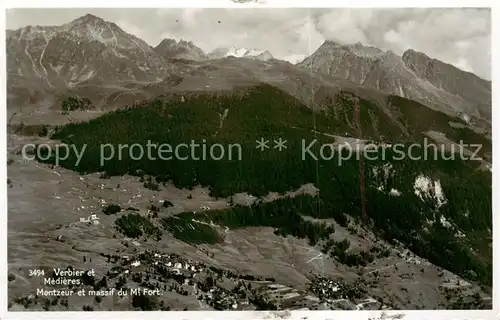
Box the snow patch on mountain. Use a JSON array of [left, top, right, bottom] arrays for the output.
[[413, 175, 447, 208]]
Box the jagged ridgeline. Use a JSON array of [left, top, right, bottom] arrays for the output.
[[39, 84, 491, 286]]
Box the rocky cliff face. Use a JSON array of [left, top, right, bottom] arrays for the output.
[[6, 14, 172, 89], [154, 38, 207, 61], [298, 41, 491, 121], [402, 49, 491, 119], [208, 47, 274, 61]]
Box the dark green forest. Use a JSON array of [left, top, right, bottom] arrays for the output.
[[39, 84, 492, 286]]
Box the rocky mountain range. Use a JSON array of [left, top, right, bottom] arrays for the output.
[[298, 41, 491, 123], [7, 14, 170, 87], [154, 38, 207, 61], [6, 13, 491, 133]]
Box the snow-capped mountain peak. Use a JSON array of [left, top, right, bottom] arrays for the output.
[[209, 47, 273, 61]]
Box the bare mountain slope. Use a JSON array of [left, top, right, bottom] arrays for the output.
[[7, 14, 173, 89], [402, 49, 491, 119], [298, 41, 491, 126]]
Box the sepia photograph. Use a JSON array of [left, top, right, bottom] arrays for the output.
[[2, 2, 496, 319]]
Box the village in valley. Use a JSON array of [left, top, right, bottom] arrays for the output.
[[7, 138, 490, 311]]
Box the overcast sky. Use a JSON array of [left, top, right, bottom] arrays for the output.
[[6, 8, 491, 79]]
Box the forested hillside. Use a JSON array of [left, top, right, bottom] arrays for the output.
[[39, 84, 492, 286]]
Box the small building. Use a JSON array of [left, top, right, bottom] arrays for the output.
[[79, 214, 99, 225]]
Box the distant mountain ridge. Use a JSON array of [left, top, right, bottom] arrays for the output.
[[6, 13, 171, 88], [298, 40, 491, 122]]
